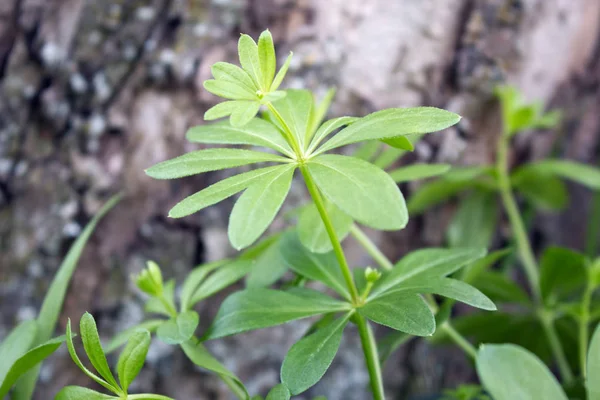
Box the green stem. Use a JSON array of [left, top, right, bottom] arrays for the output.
[[441, 322, 477, 359], [267, 103, 303, 159], [580, 278, 594, 378], [159, 296, 178, 319], [350, 224, 394, 270], [220, 375, 250, 400], [128, 395, 174, 400], [299, 165, 360, 302], [497, 134, 574, 383], [355, 315, 385, 400]]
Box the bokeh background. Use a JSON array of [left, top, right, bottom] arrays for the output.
[[1, 0, 600, 399]]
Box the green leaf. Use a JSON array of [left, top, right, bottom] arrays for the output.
[[230, 102, 261, 127], [238, 34, 262, 88], [80, 313, 120, 389], [389, 164, 451, 183], [587, 323, 600, 399], [203, 79, 256, 100], [352, 141, 381, 162], [358, 291, 435, 336], [266, 384, 291, 400], [407, 180, 478, 215], [271, 52, 293, 92], [203, 288, 350, 340], [281, 313, 350, 395], [211, 62, 256, 92], [377, 331, 411, 365], [476, 344, 568, 400], [307, 154, 407, 230], [372, 146, 406, 170], [540, 246, 587, 304], [188, 259, 254, 305], [181, 340, 249, 398], [244, 234, 289, 288], [315, 107, 460, 154], [258, 30, 276, 90], [307, 88, 336, 141], [105, 320, 164, 354], [381, 134, 420, 151], [229, 164, 296, 250], [145, 148, 288, 180], [117, 330, 150, 392], [279, 231, 351, 299], [145, 280, 176, 317], [371, 247, 487, 299], [179, 260, 228, 311], [527, 160, 600, 190], [472, 272, 530, 304], [186, 119, 293, 156], [55, 386, 115, 400], [447, 190, 498, 249], [268, 89, 313, 148], [509, 105, 537, 134], [0, 320, 37, 384], [157, 311, 199, 345], [0, 335, 65, 398], [297, 200, 353, 253], [511, 166, 569, 210], [14, 195, 121, 400], [307, 117, 358, 154], [169, 166, 291, 219]]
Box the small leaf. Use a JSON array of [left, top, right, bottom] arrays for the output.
[[80, 313, 120, 389], [203, 79, 256, 100], [587, 323, 600, 399], [238, 34, 262, 88], [258, 30, 276, 90], [55, 386, 115, 400], [307, 154, 407, 230], [145, 280, 176, 316], [381, 135, 415, 151], [307, 88, 336, 141], [0, 320, 37, 385], [472, 272, 530, 304], [281, 313, 350, 394], [230, 101, 261, 127], [371, 247, 486, 299], [244, 234, 289, 288], [157, 311, 200, 345], [352, 141, 381, 162], [203, 288, 350, 340], [307, 116, 358, 154], [527, 160, 600, 190], [180, 260, 228, 311], [476, 344, 568, 400], [266, 384, 291, 400], [117, 330, 150, 392], [271, 52, 293, 92], [540, 246, 587, 304], [316, 107, 460, 154], [211, 62, 256, 92], [389, 164, 451, 183], [372, 146, 406, 170], [297, 200, 353, 253], [145, 148, 288, 180], [228, 164, 296, 250], [267, 89, 313, 148], [181, 340, 249, 398], [358, 292, 435, 336], [447, 189, 498, 249], [186, 118, 293, 156], [105, 320, 164, 354], [407, 179, 478, 215], [511, 166, 569, 210], [0, 335, 65, 398], [279, 231, 351, 299], [189, 259, 254, 305]]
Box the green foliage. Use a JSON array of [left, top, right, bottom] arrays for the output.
[[588, 324, 600, 399], [117, 330, 151, 392], [156, 311, 200, 345], [297, 200, 353, 253]]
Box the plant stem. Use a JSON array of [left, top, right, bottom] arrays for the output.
[[497, 134, 574, 383], [580, 278, 594, 378], [299, 165, 360, 302], [350, 224, 394, 270], [160, 296, 178, 319], [220, 375, 250, 400], [441, 322, 477, 359], [355, 314, 385, 400], [267, 102, 303, 158], [128, 395, 174, 400]]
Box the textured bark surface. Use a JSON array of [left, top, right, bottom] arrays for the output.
[[1, 0, 599, 399]]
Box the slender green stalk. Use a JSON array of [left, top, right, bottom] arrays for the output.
[[128, 394, 174, 400], [299, 166, 360, 302], [497, 134, 574, 383], [580, 277, 594, 378], [441, 322, 477, 359], [355, 315, 385, 400], [160, 296, 178, 319], [350, 225, 394, 270], [220, 375, 249, 400]]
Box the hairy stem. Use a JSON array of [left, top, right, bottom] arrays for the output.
[[355, 314, 385, 400], [497, 134, 574, 383]]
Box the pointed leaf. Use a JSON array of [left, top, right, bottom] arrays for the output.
[[389, 164, 451, 183], [271, 52, 293, 91], [258, 30, 276, 90], [307, 88, 336, 141], [204, 100, 244, 121], [211, 62, 256, 92], [0, 335, 65, 397], [512, 166, 568, 210], [157, 311, 199, 345], [279, 231, 351, 299], [307, 155, 407, 230], [189, 259, 254, 305], [266, 384, 291, 400], [244, 234, 289, 288], [307, 117, 358, 154], [238, 34, 262, 88], [268, 89, 313, 147], [587, 323, 600, 399], [145, 148, 288, 180], [105, 320, 164, 353], [297, 200, 353, 253], [373, 146, 406, 170], [229, 164, 296, 250], [80, 313, 119, 389], [540, 246, 587, 303], [477, 344, 568, 400], [0, 320, 37, 384], [181, 340, 249, 398], [381, 135, 415, 151], [358, 292, 435, 336], [472, 272, 530, 305], [447, 189, 498, 249], [407, 179, 477, 215], [116, 330, 150, 392], [55, 386, 115, 400], [316, 107, 460, 154], [352, 141, 381, 162], [371, 247, 487, 298], [203, 288, 350, 340], [281, 314, 350, 395], [527, 160, 600, 190], [180, 260, 228, 311], [203, 79, 256, 100], [230, 101, 261, 127]]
